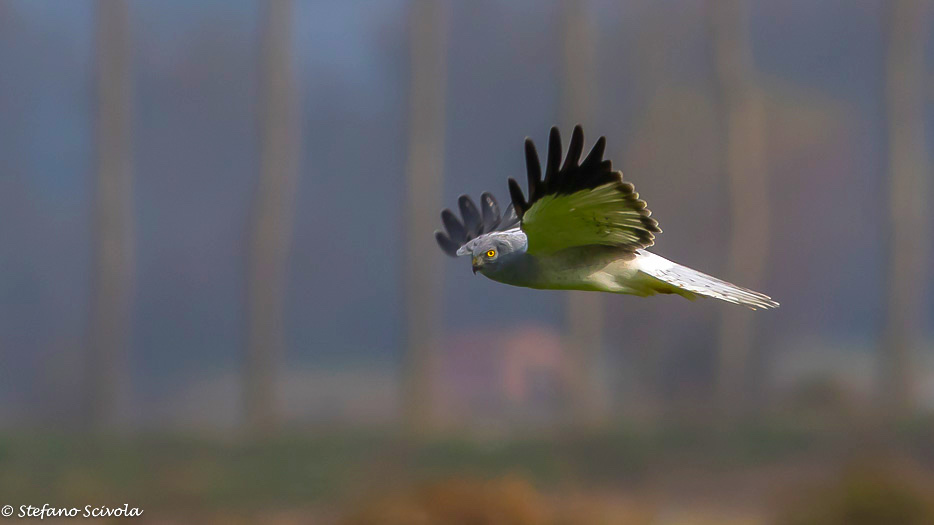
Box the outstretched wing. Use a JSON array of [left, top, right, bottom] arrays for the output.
[[508, 126, 661, 256], [435, 193, 520, 257]]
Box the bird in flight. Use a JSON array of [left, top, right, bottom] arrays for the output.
[[435, 126, 778, 310]]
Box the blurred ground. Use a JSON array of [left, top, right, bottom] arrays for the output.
[[3, 416, 934, 524]]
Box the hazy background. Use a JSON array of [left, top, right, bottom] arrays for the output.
[[1, 0, 933, 523]]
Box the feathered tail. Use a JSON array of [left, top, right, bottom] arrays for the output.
[[634, 250, 778, 310]]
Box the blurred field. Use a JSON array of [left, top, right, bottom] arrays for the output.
[[3, 415, 934, 523]]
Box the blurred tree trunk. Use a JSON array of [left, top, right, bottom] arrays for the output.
[[245, 0, 300, 436], [708, 0, 770, 417], [88, 0, 134, 430], [880, 0, 931, 418], [561, 0, 605, 427], [623, 3, 671, 422], [402, 0, 447, 435]]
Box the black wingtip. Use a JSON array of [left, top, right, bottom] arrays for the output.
[[500, 203, 519, 228], [524, 138, 541, 201], [544, 127, 562, 186], [507, 177, 527, 218], [524, 137, 538, 160], [457, 194, 482, 236], [479, 191, 501, 231], [582, 136, 606, 168], [435, 231, 460, 257], [562, 125, 585, 173], [441, 208, 466, 241]]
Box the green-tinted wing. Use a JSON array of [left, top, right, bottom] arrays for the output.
[[508, 126, 660, 256]]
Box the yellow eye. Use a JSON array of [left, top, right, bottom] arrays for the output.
[[486, 249, 496, 258]]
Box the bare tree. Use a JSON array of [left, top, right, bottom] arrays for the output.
[[708, 0, 770, 416], [244, 0, 301, 435], [88, 0, 134, 430], [880, 0, 931, 418], [402, 0, 447, 434], [560, 0, 605, 426]]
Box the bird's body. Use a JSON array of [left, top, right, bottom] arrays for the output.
[[435, 126, 778, 310], [464, 228, 777, 309], [470, 230, 637, 292]]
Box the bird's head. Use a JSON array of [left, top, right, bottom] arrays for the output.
[[456, 231, 526, 275]]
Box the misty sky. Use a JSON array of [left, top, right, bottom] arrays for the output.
[[0, 0, 932, 419]]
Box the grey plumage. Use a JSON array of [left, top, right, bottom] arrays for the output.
[[435, 126, 778, 310]]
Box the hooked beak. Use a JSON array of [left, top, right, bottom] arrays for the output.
[[471, 256, 481, 274]]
